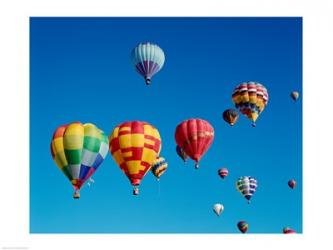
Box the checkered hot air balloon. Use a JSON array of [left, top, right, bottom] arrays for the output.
[[151, 157, 168, 180], [232, 81, 269, 127], [236, 176, 258, 204], [131, 42, 165, 85], [50, 122, 109, 199], [109, 121, 162, 195], [175, 118, 214, 169]]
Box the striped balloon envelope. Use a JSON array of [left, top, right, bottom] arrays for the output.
[[151, 157, 168, 180], [50, 122, 109, 199], [232, 81, 269, 127], [236, 176, 258, 204], [109, 121, 162, 195], [131, 42, 165, 85]]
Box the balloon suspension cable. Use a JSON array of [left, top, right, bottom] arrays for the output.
[[157, 179, 161, 197]]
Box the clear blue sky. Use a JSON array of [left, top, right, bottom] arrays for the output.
[[30, 17, 302, 233]]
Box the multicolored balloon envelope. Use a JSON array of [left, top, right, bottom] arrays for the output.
[[175, 118, 214, 169], [222, 109, 239, 126], [237, 221, 248, 233], [283, 227, 296, 234], [218, 168, 229, 179], [151, 156, 168, 180], [131, 42, 165, 85], [109, 121, 162, 195], [236, 176, 258, 203], [50, 122, 109, 199], [232, 81, 269, 127]]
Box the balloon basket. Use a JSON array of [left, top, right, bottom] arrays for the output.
[[133, 187, 139, 195], [73, 191, 80, 199], [145, 78, 151, 85]]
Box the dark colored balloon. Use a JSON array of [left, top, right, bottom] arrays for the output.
[[222, 109, 239, 126], [237, 221, 248, 233]]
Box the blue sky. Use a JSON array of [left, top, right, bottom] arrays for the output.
[[30, 17, 302, 233]]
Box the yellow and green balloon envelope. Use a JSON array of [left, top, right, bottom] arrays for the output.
[[50, 122, 109, 199]]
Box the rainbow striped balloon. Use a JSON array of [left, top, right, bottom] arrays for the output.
[[109, 121, 162, 195], [151, 157, 168, 180], [50, 122, 109, 199], [232, 81, 269, 126]]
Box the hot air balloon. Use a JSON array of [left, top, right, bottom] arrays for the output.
[[237, 221, 248, 233], [218, 168, 228, 179], [288, 179, 296, 189], [232, 81, 269, 127], [222, 109, 239, 126], [176, 145, 188, 163], [151, 157, 168, 180], [283, 227, 296, 234], [109, 121, 162, 195], [131, 42, 165, 85], [236, 176, 258, 203], [290, 91, 299, 101], [213, 203, 224, 216], [175, 118, 214, 169], [50, 122, 109, 199]]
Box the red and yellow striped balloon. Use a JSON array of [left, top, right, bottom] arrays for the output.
[[109, 121, 162, 195]]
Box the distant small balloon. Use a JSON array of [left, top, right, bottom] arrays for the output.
[[283, 227, 296, 234], [237, 221, 248, 233], [213, 203, 224, 216], [222, 109, 239, 126], [288, 179, 296, 189], [176, 145, 188, 163], [151, 157, 168, 180], [218, 168, 229, 179], [290, 91, 299, 101]]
